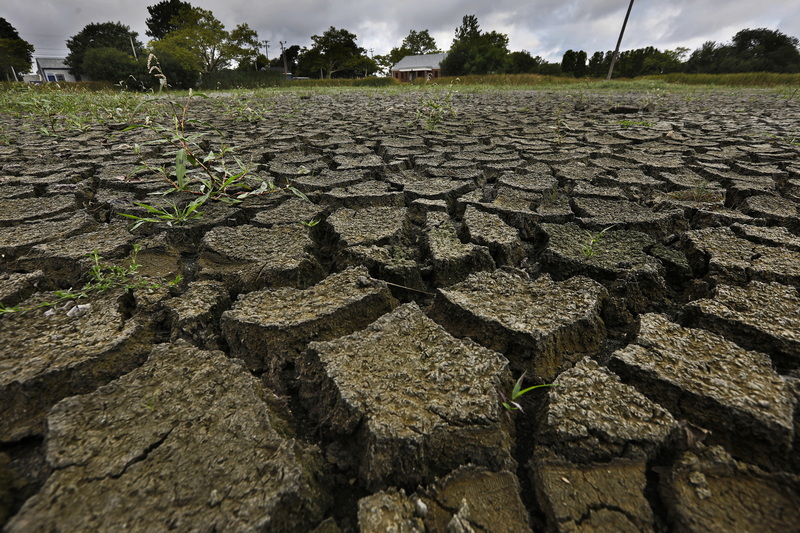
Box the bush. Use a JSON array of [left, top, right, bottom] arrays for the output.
[[82, 47, 138, 83], [353, 77, 396, 87]]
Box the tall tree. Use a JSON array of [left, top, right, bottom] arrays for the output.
[[156, 8, 259, 73], [401, 29, 439, 56], [146, 0, 193, 40], [561, 49, 587, 77], [65, 22, 143, 77], [506, 50, 544, 74], [730, 28, 800, 72], [685, 28, 800, 74], [226, 23, 261, 69], [0, 18, 34, 78], [455, 15, 481, 42], [440, 15, 509, 76], [305, 27, 366, 78], [588, 51, 610, 77], [81, 47, 138, 82], [149, 39, 201, 88]]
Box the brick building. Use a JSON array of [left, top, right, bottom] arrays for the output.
[[391, 53, 447, 82]]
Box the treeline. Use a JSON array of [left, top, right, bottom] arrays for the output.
[[3, 4, 799, 88], [558, 28, 800, 78], [438, 20, 800, 78]]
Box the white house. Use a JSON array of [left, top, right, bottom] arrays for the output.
[[36, 58, 77, 83]]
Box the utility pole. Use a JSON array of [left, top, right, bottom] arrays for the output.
[[262, 40, 270, 61], [280, 40, 288, 74], [606, 0, 635, 80], [129, 34, 138, 60]]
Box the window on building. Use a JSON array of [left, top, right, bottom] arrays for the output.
[[56, 74, 65, 81], [47, 74, 56, 81]]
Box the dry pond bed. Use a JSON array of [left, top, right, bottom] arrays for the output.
[[1, 86, 800, 531]]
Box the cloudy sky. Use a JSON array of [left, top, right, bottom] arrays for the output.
[[5, 0, 799, 64]]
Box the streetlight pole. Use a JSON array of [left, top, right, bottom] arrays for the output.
[[280, 40, 288, 74], [606, 0, 635, 80]]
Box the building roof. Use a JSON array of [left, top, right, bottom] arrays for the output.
[[36, 57, 70, 70], [391, 53, 447, 72]]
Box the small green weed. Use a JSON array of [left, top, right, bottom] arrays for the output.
[[141, 395, 157, 411], [582, 225, 614, 258], [500, 372, 555, 415], [0, 245, 180, 314], [121, 198, 205, 230], [412, 80, 458, 130], [122, 87, 307, 229], [301, 217, 321, 227]]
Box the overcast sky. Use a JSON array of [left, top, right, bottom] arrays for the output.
[[5, 0, 799, 64]]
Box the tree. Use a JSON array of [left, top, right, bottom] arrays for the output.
[[440, 15, 509, 76], [641, 47, 687, 74], [684, 41, 721, 73], [403, 29, 439, 55], [507, 50, 544, 74], [155, 8, 259, 73], [65, 22, 143, 77], [455, 15, 481, 42], [588, 51, 610, 77], [305, 27, 366, 78], [0, 18, 34, 79], [149, 39, 200, 89], [684, 28, 800, 74], [729, 28, 800, 72], [82, 47, 138, 82], [226, 23, 261, 69], [561, 49, 587, 77], [146, 0, 193, 40]]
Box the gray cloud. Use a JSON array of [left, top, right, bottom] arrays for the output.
[[5, 0, 798, 63]]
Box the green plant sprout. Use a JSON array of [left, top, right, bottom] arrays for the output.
[[411, 79, 459, 130], [121, 197, 206, 230], [500, 372, 555, 414], [0, 245, 181, 315], [301, 217, 321, 227], [582, 225, 615, 258], [120, 58, 308, 229]]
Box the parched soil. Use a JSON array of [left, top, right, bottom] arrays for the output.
[[2, 87, 800, 532]]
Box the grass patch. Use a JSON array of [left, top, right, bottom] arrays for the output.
[[641, 72, 800, 87], [288, 77, 398, 88]]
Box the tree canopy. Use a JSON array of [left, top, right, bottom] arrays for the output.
[[65, 22, 144, 78], [440, 15, 510, 76], [0, 17, 34, 78], [153, 6, 260, 74], [146, 0, 193, 40], [301, 26, 371, 78], [685, 28, 800, 73]]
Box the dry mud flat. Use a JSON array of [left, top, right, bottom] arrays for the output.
[[1, 87, 800, 531]]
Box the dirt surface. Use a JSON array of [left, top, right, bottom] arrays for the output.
[[2, 87, 800, 531]]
